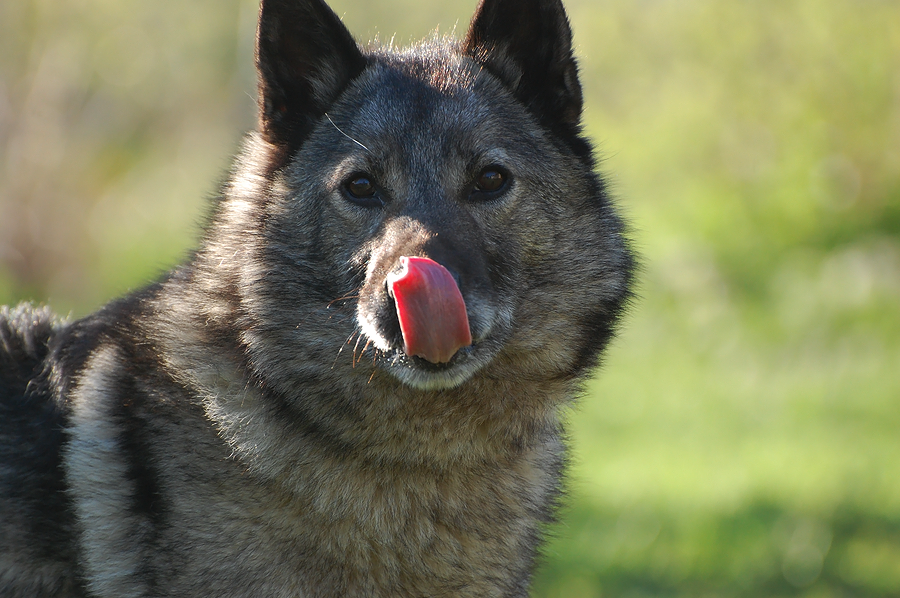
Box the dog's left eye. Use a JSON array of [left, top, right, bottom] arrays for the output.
[[470, 167, 509, 200], [343, 175, 383, 208]]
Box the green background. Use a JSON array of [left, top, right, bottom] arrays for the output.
[[1, 1, 898, 596]]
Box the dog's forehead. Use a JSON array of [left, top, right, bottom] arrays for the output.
[[308, 41, 546, 176], [370, 40, 478, 93], [348, 46, 487, 127], [334, 51, 512, 156]]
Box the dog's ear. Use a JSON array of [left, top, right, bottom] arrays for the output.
[[463, 0, 583, 133], [256, 0, 366, 148]]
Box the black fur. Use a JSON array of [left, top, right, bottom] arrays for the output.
[[0, 306, 85, 596]]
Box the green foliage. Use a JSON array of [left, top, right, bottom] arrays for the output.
[[1, 0, 898, 595]]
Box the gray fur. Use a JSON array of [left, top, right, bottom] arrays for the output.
[[0, 0, 633, 596]]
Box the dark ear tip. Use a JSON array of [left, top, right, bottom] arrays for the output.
[[255, 0, 365, 151], [464, 0, 577, 60], [463, 0, 583, 130]]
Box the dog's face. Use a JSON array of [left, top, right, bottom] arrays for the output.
[[286, 53, 578, 390], [220, 0, 631, 394]]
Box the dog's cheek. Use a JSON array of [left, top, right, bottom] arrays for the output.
[[472, 184, 593, 365]]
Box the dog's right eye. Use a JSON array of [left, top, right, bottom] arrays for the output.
[[469, 166, 510, 201], [343, 175, 383, 208]]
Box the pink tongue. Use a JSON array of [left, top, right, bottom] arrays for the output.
[[386, 256, 472, 364]]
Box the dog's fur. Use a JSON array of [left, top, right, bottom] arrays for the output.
[[0, 0, 633, 595]]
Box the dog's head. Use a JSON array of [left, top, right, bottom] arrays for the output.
[[212, 0, 632, 394]]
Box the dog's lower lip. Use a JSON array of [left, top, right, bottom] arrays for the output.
[[387, 344, 473, 371], [411, 352, 462, 370]]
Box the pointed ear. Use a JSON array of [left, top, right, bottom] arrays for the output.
[[463, 0, 583, 133], [256, 0, 366, 148]]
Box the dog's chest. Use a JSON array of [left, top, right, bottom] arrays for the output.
[[251, 449, 558, 597]]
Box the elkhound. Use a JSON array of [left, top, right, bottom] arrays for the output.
[[0, 0, 633, 595]]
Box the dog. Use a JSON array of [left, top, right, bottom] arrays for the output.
[[0, 0, 633, 595]]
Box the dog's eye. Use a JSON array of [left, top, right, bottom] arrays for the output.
[[471, 167, 509, 200], [343, 175, 383, 208], [347, 176, 375, 197], [476, 169, 505, 192]]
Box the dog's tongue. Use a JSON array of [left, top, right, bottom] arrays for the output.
[[387, 256, 472, 364]]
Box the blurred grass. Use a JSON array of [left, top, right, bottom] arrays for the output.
[[1, 0, 899, 596]]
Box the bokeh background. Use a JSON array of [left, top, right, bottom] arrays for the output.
[[2, 0, 898, 596]]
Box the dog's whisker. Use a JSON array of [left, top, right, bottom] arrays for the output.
[[361, 340, 372, 360], [351, 334, 364, 368], [326, 294, 360, 309], [325, 113, 370, 152]]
